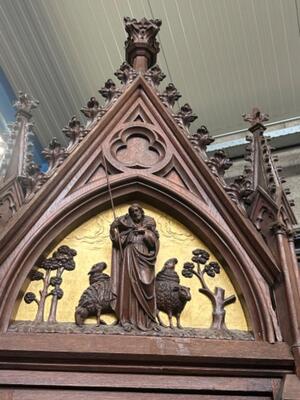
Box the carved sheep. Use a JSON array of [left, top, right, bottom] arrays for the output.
[[75, 262, 114, 326], [155, 258, 191, 329]]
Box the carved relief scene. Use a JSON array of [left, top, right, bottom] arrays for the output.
[[12, 203, 250, 339]]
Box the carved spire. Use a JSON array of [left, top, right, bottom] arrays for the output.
[[124, 17, 162, 72], [4, 92, 38, 181], [242, 108, 280, 200], [242, 107, 297, 238]]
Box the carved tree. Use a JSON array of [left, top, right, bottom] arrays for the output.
[[182, 249, 236, 330], [24, 245, 77, 323]]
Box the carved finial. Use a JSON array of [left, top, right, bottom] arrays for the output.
[[159, 83, 181, 108], [62, 116, 88, 153], [189, 125, 214, 159], [174, 103, 198, 130], [206, 150, 232, 184], [144, 64, 166, 88], [124, 17, 162, 72], [243, 107, 269, 129], [42, 138, 68, 174], [98, 79, 121, 105], [80, 97, 100, 120], [225, 175, 253, 215], [13, 91, 39, 117], [114, 62, 138, 85]]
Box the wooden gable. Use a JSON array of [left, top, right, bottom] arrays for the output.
[[0, 16, 299, 399]]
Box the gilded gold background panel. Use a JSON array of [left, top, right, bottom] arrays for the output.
[[16, 203, 248, 330]]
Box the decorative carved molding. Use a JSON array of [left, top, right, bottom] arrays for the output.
[[159, 83, 181, 108], [242, 108, 297, 239], [206, 150, 232, 184], [144, 64, 166, 88], [63, 116, 89, 153], [114, 62, 138, 85], [225, 175, 253, 215], [174, 103, 198, 130], [189, 125, 214, 159], [42, 138, 68, 174], [80, 97, 101, 121], [243, 107, 269, 128], [98, 79, 122, 105], [13, 91, 39, 117], [124, 17, 162, 71], [182, 249, 236, 330], [110, 127, 166, 170]]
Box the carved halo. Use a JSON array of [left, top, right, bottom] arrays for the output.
[[110, 125, 167, 171]]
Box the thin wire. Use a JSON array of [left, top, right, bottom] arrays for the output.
[[146, 0, 181, 109], [295, 0, 300, 36]]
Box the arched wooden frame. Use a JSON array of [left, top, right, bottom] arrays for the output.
[[0, 173, 277, 342]]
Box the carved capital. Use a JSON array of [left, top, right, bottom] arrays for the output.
[[144, 64, 166, 88], [159, 83, 181, 108], [124, 17, 162, 71], [114, 62, 138, 85]]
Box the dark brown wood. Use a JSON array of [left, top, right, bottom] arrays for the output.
[[0, 16, 300, 397]]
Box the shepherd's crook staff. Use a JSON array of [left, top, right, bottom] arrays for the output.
[[102, 152, 124, 260]]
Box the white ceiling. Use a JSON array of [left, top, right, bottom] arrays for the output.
[[1, 0, 300, 146]]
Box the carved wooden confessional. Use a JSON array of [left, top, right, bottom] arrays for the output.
[[0, 17, 300, 399]]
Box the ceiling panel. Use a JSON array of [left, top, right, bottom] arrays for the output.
[[0, 0, 300, 146]]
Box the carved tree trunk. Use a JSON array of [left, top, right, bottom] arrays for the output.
[[34, 269, 51, 323], [48, 268, 64, 323], [199, 287, 236, 330]]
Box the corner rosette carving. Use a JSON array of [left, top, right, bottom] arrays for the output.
[[114, 62, 138, 85], [189, 125, 214, 159], [174, 103, 198, 130], [159, 83, 181, 108], [144, 64, 166, 88], [182, 249, 236, 330]]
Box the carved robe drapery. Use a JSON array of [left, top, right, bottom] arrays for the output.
[[110, 207, 159, 330]]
